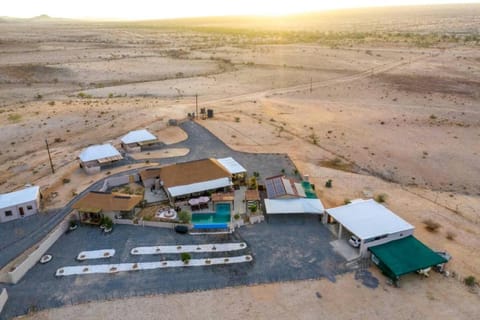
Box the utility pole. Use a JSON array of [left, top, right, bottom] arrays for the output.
[[45, 139, 55, 174], [195, 93, 198, 120]]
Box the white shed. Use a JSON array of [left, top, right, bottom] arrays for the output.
[[78, 144, 123, 174], [0, 186, 40, 223], [324, 199, 414, 255], [121, 129, 157, 153]]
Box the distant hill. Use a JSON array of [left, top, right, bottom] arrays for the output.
[[30, 14, 52, 20]]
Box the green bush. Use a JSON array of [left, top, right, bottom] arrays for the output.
[[325, 179, 332, 188], [376, 193, 388, 203], [178, 210, 191, 224], [234, 213, 240, 220], [423, 218, 441, 232], [464, 276, 476, 287], [7, 113, 22, 122], [181, 252, 191, 263]]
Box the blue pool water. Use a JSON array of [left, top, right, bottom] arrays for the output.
[[192, 203, 231, 225]]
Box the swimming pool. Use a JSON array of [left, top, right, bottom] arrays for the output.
[[192, 203, 231, 225]]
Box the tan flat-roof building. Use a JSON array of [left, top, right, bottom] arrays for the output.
[[72, 191, 142, 224]]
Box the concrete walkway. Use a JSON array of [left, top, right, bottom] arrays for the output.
[[56, 255, 253, 276], [131, 242, 247, 255]]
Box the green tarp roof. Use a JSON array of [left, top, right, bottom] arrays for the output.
[[369, 236, 447, 279]]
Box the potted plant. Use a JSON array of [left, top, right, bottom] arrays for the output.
[[69, 220, 78, 231], [103, 217, 113, 233]]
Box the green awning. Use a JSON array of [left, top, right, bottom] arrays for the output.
[[369, 236, 447, 280]]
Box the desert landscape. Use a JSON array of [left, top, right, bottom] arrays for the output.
[[1, 3, 479, 319]]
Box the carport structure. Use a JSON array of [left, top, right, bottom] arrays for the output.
[[324, 199, 414, 256], [369, 236, 447, 282]]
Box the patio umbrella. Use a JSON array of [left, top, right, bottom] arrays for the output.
[[198, 196, 210, 203], [188, 198, 200, 206]]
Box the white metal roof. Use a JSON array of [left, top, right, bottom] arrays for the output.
[[216, 157, 247, 175], [121, 129, 157, 144], [79, 144, 122, 162], [167, 177, 232, 197], [264, 198, 324, 215], [326, 199, 414, 240], [0, 186, 40, 209]]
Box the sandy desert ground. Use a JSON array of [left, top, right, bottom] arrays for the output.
[[1, 4, 479, 319]]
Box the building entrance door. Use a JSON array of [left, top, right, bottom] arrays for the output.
[[19, 207, 25, 217]]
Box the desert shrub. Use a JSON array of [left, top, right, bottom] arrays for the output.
[[446, 230, 457, 240], [325, 179, 332, 188], [309, 133, 318, 145], [423, 218, 441, 232], [77, 92, 92, 99], [178, 210, 191, 224], [464, 276, 476, 287], [235, 117, 240, 122], [35, 93, 43, 100], [344, 199, 351, 205], [181, 252, 191, 263], [8, 113, 22, 122], [62, 178, 71, 184], [48, 101, 55, 106], [376, 193, 388, 203], [430, 114, 437, 120]]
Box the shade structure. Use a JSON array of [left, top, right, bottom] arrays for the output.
[[264, 198, 324, 215], [369, 236, 447, 280]]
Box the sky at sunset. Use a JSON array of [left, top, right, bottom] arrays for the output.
[[3, 0, 479, 20]]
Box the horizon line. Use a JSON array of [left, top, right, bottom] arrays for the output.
[[2, 2, 478, 22]]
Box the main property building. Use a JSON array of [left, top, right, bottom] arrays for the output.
[[139, 157, 246, 203]]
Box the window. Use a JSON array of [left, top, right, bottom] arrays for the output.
[[27, 205, 33, 210], [5, 210, 13, 217]]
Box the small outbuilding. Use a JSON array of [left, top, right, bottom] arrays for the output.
[[72, 191, 142, 224], [0, 186, 40, 223], [120, 129, 157, 153], [78, 144, 123, 174], [324, 199, 414, 256]]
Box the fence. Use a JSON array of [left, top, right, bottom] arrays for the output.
[[113, 218, 190, 230], [0, 288, 7, 316], [99, 174, 140, 192]]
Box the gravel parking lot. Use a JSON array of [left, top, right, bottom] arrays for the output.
[[2, 216, 346, 318]]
